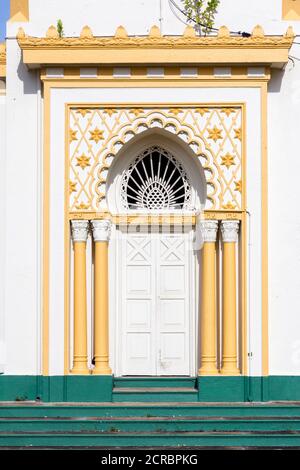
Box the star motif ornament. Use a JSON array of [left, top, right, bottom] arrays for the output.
[[89, 128, 105, 143], [169, 108, 183, 116], [75, 202, 90, 210], [207, 126, 223, 142], [69, 129, 78, 142], [104, 108, 117, 116], [130, 108, 144, 117], [221, 108, 236, 117], [195, 108, 209, 116], [222, 201, 236, 210], [234, 180, 242, 192], [221, 153, 235, 169], [76, 109, 91, 117], [234, 127, 242, 141], [69, 181, 77, 194], [76, 154, 91, 169]]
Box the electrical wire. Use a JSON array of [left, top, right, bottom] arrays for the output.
[[168, 0, 251, 37], [168, 0, 188, 25], [168, 1, 300, 62]]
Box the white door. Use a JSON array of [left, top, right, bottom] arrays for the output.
[[119, 225, 195, 376]]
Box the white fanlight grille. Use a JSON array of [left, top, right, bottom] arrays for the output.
[[121, 146, 191, 210]]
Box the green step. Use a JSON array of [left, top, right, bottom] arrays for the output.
[[113, 377, 197, 388], [112, 387, 198, 402], [1, 416, 300, 432], [1, 431, 300, 447], [1, 403, 300, 418]]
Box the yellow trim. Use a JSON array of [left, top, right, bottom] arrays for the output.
[[220, 240, 240, 375], [198, 239, 218, 375], [64, 105, 70, 374], [0, 43, 6, 78], [261, 82, 269, 376], [42, 79, 270, 88], [71, 240, 89, 375], [10, 0, 29, 22], [39, 66, 271, 82], [69, 211, 244, 223], [18, 28, 293, 68], [42, 83, 50, 375], [241, 105, 248, 375], [282, 0, 300, 20], [93, 240, 112, 375], [40, 79, 262, 377]]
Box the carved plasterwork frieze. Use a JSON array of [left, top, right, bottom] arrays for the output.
[[68, 105, 243, 213]]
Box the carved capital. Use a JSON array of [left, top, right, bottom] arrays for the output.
[[91, 219, 111, 242], [200, 220, 219, 243], [71, 220, 89, 242], [221, 220, 240, 243]]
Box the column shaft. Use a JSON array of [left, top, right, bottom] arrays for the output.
[[198, 220, 219, 375], [71, 221, 89, 375], [91, 220, 112, 375], [220, 221, 240, 375]]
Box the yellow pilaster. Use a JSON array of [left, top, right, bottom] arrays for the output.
[[71, 220, 89, 375], [198, 220, 219, 375], [10, 0, 29, 22], [220, 220, 240, 375], [91, 220, 112, 375]]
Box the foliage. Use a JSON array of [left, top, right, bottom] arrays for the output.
[[57, 19, 64, 38], [181, 0, 220, 35]]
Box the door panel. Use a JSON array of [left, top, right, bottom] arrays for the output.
[[157, 233, 189, 375], [125, 333, 153, 375], [120, 227, 193, 376]]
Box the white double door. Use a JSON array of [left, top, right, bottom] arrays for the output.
[[118, 225, 195, 376]]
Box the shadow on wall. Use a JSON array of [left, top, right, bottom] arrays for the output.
[[17, 56, 38, 95], [268, 68, 285, 93]]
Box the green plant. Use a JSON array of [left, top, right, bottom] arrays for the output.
[[57, 19, 64, 38], [181, 0, 220, 35]]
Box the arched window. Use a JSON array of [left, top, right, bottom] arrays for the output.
[[121, 146, 191, 210]]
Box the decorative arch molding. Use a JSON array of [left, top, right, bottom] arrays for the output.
[[106, 129, 206, 214], [68, 105, 243, 213]]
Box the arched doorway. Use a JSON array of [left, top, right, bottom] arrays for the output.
[[107, 130, 206, 376]]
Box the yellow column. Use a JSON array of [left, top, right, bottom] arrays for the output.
[[198, 220, 219, 375], [71, 220, 89, 375], [91, 220, 112, 375], [220, 220, 240, 375]]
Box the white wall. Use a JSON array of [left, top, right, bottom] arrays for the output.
[[4, 0, 300, 375], [4, 39, 41, 374], [268, 65, 300, 375], [0, 82, 6, 373], [6, 0, 296, 38]]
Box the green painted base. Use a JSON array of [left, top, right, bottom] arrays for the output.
[[0, 375, 300, 403], [0, 376, 113, 403]]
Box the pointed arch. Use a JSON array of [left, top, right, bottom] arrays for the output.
[[106, 128, 207, 214]]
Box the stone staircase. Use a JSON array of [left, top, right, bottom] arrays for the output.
[[1, 400, 300, 447], [112, 377, 198, 402]]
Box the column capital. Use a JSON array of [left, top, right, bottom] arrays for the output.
[[221, 220, 240, 243], [71, 220, 89, 242], [91, 219, 111, 242], [200, 220, 219, 243]]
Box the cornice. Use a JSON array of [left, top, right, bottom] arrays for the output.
[[16, 24, 295, 69], [18, 25, 294, 50]]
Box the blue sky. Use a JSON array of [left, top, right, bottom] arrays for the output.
[[0, 0, 10, 41]]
